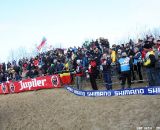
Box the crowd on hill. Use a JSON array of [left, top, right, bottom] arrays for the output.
[[0, 35, 160, 90]]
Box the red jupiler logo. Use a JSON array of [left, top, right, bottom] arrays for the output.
[[10, 83, 15, 93], [1, 83, 6, 93], [51, 75, 59, 87]]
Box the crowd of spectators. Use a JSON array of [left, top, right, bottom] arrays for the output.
[[0, 35, 160, 90]]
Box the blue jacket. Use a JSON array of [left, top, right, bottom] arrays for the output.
[[133, 52, 142, 65], [118, 57, 132, 72]]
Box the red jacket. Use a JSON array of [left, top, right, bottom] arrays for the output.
[[88, 60, 97, 74], [142, 50, 146, 60]]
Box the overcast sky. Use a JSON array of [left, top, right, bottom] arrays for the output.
[[0, 0, 160, 62]]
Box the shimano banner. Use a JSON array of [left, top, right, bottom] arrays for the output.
[[65, 86, 160, 97]]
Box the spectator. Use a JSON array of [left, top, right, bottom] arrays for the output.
[[154, 40, 160, 86], [128, 46, 136, 81], [101, 53, 112, 90], [2, 63, 6, 72], [75, 59, 83, 90], [48, 64, 55, 75], [88, 56, 98, 90], [143, 43, 156, 86], [117, 52, 132, 89], [26, 69, 34, 78], [133, 47, 143, 82], [1, 35, 160, 90], [56, 60, 64, 73]]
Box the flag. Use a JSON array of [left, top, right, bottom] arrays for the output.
[[37, 37, 47, 51], [60, 73, 71, 85]]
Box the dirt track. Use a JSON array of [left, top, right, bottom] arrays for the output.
[[0, 88, 160, 130]]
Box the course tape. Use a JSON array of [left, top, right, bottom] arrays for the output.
[[65, 86, 160, 97]]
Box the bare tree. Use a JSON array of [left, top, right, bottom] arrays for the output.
[[7, 47, 30, 62], [151, 27, 160, 39], [17, 46, 28, 59], [7, 49, 15, 62]]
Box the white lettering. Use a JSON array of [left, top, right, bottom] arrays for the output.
[[20, 81, 23, 90], [115, 90, 124, 96], [31, 79, 36, 87], [148, 88, 152, 93], [139, 89, 144, 94], [87, 92, 94, 96], [41, 79, 46, 86], [37, 80, 41, 86], [67, 87, 74, 92], [130, 90, 135, 94], [74, 90, 85, 96], [99, 92, 104, 96], [115, 89, 144, 96], [148, 88, 160, 94], [28, 82, 32, 90], [87, 91, 111, 96], [19, 78, 46, 91]]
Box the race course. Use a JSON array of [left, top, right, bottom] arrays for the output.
[[0, 88, 160, 130]]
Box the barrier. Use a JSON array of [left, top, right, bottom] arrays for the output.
[[65, 86, 160, 97], [0, 71, 159, 97], [0, 74, 61, 94]]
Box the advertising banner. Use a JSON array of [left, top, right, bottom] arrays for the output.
[[65, 86, 160, 97], [10, 75, 61, 93], [0, 74, 61, 94]]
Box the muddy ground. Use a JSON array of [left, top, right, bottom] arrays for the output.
[[0, 86, 160, 130]]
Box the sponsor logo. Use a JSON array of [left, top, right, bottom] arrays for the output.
[[10, 83, 15, 93], [66, 86, 160, 97], [51, 75, 59, 87], [148, 87, 160, 94], [19, 78, 46, 91], [114, 89, 144, 96], [1, 83, 6, 93], [87, 91, 111, 96]]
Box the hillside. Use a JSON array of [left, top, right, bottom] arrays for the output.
[[0, 88, 160, 130]]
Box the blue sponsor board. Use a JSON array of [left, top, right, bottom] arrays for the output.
[[65, 86, 160, 97]]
